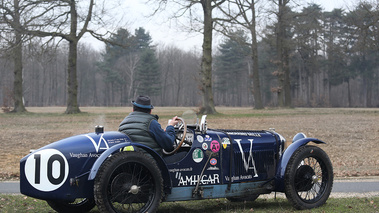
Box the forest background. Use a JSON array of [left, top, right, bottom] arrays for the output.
[[1, 0, 379, 111]]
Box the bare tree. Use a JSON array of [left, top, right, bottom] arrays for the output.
[[197, 0, 225, 114], [9, 0, 25, 112], [271, 0, 292, 107], [25, 0, 115, 113], [151, 0, 227, 114], [216, 0, 264, 109], [156, 45, 201, 106], [0, 0, 47, 112], [115, 54, 140, 103]]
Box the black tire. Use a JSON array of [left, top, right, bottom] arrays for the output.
[[47, 198, 95, 213], [94, 151, 163, 213], [284, 145, 333, 210], [227, 194, 259, 202]]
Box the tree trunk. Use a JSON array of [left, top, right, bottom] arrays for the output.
[[364, 75, 373, 107], [65, 0, 80, 114], [11, 0, 26, 113], [199, 0, 216, 114], [283, 44, 292, 107], [277, 0, 291, 108], [250, 1, 263, 109], [276, 0, 285, 107], [65, 39, 80, 113], [347, 79, 351, 107]]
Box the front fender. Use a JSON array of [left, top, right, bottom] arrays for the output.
[[88, 142, 172, 193], [275, 137, 325, 192], [88, 142, 131, 180]]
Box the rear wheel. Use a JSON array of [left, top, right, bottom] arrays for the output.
[[94, 151, 163, 213], [284, 145, 333, 209], [47, 198, 95, 213]]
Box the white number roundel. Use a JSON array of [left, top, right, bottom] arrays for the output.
[[24, 149, 69, 192]]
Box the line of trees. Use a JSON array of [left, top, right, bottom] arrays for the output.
[[1, 0, 117, 113], [1, 1, 378, 111]]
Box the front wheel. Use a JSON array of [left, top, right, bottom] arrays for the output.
[[284, 145, 333, 210], [94, 151, 163, 213]]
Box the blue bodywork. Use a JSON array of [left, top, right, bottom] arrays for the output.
[[20, 124, 325, 202], [20, 131, 131, 200]]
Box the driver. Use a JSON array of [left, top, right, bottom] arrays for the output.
[[119, 95, 179, 157]]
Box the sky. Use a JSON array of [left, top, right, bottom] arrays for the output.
[[84, 0, 351, 52]]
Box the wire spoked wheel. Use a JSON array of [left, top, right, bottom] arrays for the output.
[[94, 151, 163, 213], [284, 145, 333, 210]]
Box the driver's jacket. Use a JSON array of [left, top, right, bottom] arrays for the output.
[[118, 111, 175, 156]]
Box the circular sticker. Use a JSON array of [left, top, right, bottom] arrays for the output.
[[202, 143, 208, 150], [24, 149, 69, 192], [192, 148, 204, 163], [210, 158, 217, 166], [210, 140, 220, 153], [197, 135, 204, 143]]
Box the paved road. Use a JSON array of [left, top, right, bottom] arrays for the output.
[[1, 179, 379, 195], [333, 179, 379, 193], [1, 181, 19, 194]]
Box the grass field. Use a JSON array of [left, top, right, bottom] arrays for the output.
[[0, 107, 378, 180], [0, 194, 378, 212]]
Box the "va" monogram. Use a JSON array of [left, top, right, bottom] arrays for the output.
[[85, 134, 109, 153], [234, 139, 258, 177]]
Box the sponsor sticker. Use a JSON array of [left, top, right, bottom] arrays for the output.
[[210, 140, 220, 153], [197, 135, 204, 143], [210, 158, 217, 165], [202, 142, 208, 150], [192, 148, 204, 163], [222, 137, 230, 149], [204, 135, 212, 142]]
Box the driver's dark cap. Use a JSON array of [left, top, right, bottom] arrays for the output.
[[132, 95, 154, 109]]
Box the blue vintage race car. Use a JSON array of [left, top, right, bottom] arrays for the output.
[[20, 114, 333, 212]]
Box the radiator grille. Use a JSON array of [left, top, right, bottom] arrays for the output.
[[233, 149, 274, 177]]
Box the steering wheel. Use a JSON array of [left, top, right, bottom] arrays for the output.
[[163, 117, 187, 155]]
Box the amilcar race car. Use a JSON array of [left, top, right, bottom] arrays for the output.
[[20, 112, 333, 213]]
